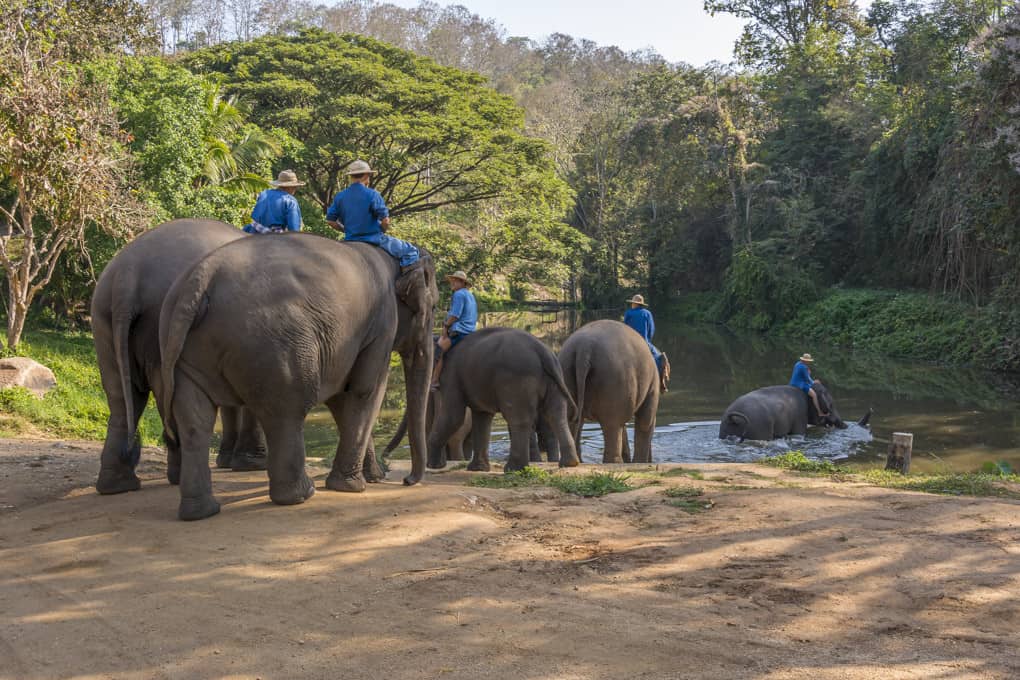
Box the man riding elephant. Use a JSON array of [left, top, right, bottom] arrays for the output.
[[789, 352, 828, 417], [431, 270, 477, 390], [325, 160, 419, 268], [623, 294, 669, 391], [243, 170, 305, 234]]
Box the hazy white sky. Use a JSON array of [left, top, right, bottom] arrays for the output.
[[386, 0, 749, 65]]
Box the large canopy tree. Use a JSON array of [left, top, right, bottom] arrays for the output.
[[184, 29, 557, 216]]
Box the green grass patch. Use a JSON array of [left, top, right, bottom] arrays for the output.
[[466, 467, 635, 497], [663, 486, 704, 498], [0, 330, 163, 443], [857, 470, 1020, 499], [759, 451, 847, 474]]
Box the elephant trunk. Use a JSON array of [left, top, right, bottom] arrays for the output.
[[401, 341, 433, 486]]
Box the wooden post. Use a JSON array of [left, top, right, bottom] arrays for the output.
[[885, 432, 914, 474]]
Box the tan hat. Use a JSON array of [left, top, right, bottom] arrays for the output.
[[270, 169, 305, 187], [799, 353, 814, 363], [346, 159, 376, 175], [626, 294, 647, 306], [446, 270, 469, 284]]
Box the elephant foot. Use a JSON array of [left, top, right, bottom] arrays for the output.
[[402, 471, 423, 486], [230, 450, 268, 472], [364, 458, 386, 483], [503, 460, 527, 473], [466, 460, 490, 472], [96, 467, 141, 495], [215, 450, 233, 469], [558, 456, 580, 468], [325, 471, 366, 493], [270, 474, 316, 505], [178, 495, 221, 521]]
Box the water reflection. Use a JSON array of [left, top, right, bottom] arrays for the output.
[[304, 310, 1020, 472]]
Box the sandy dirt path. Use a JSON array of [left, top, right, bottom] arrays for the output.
[[1, 438, 1019, 679]]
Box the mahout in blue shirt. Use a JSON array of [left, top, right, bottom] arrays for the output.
[[248, 188, 302, 232], [448, 288, 478, 335], [789, 361, 814, 394]]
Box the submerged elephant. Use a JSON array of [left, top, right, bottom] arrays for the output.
[[159, 235, 437, 520], [719, 381, 853, 441], [91, 219, 266, 495], [426, 328, 580, 472], [559, 319, 660, 464]]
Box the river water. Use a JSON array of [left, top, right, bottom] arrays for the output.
[[304, 310, 1020, 472]]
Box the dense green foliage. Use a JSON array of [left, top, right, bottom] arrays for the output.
[[467, 468, 636, 496], [0, 330, 163, 442]]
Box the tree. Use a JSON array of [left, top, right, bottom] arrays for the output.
[[0, 6, 148, 350], [183, 29, 562, 217], [196, 82, 281, 192]]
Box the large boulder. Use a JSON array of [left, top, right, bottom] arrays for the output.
[[0, 357, 57, 398]]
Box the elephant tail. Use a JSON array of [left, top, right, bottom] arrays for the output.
[[725, 411, 750, 441], [540, 348, 577, 423], [112, 300, 141, 467], [570, 349, 592, 445], [159, 270, 213, 446], [384, 409, 409, 455]]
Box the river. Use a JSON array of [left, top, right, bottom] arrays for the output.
[[303, 310, 1020, 472]]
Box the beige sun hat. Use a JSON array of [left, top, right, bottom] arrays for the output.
[[799, 353, 815, 363], [626, 294, 647, 306], [446, 270, 469, 285], [269, 169, 305, 187], [346, 159, 376, 176]]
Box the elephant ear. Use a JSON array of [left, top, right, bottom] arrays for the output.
[[395, 252, 438, 354]]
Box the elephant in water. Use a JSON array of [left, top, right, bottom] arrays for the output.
[[159, 236, 438, 520], [559, 319, 661, 464], [91, 219, 267, 495], [426, 328, 580, 472], [719, 381, 863, 441]]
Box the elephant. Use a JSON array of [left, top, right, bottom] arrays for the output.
[[559, 319, 660, 464], [385, 394, 474, 463], [719, 381, 850, 441], [425, 327, 580, 472], [159, 234, 437, 520], [91, 218, 267, 495]]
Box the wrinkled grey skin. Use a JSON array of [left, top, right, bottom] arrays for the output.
[[91, 219, 266, 495], [159, 235, 437, 520], [559, 319, 660, 464], [426, 328, 580, 472], [718, 382, 845, 441]]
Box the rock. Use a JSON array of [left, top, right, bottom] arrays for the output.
[[0, 357, 57, 398]]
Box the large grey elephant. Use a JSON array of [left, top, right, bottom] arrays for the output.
[[426, 327, 580, 472], [159, 235, 437, 520], [91, 219, 266, 495], [559, 319, 660, 464], [719, 382, 849, 440]]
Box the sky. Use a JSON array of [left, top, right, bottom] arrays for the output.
[[385, 0, 750, 65]]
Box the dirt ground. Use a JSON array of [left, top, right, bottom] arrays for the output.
[[1, 438, 1019, 680]]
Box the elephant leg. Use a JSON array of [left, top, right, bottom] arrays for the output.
[[96, 384, 148, 495], [601, 423, 625, 464], [467, 410, 494, 472], [529, 431, 542, 463], [538, 421, 560, 463], [217, 406, 240, 469], [164, 432, 182, 486], [261, 416, 315, 506], [173, 376, 220, 521], [505, 418, 535, 473], [427, 390, 468, 469], [325, 343, 391, 492], [621, 428, 633, 464], [231, 407, 268, 471], [363, 439, 386, 483], [545, 394, 579, 468], [633, 393, 657, 464], [446, 415, 470, 462]]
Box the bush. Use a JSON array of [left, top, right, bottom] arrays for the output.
[[720, 247, 819, 331], [759, 451, 846, 474]]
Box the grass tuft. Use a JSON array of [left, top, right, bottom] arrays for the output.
[[857, 469, 1020, 498], [467, 467, 634, 497], [660, 468, 705, 480], [663, 486, 703, 498], [759, 451, 846, 474]]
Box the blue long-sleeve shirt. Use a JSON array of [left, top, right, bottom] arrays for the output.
[[325, 183, 389, 244], [624, 307, 655, 343], [250, 189, 302, 231], [447, 288, 478, 335], [789, 361, 814, 393]]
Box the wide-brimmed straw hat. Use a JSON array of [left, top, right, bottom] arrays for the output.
[[269, 169, 305, 187], [626, 294, 647, 306], [345, 159, 376, 176], [446, 270, 469, 284], [799, 353, 815, 363]]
